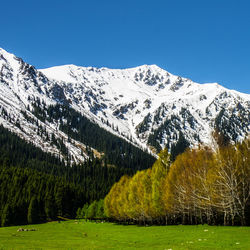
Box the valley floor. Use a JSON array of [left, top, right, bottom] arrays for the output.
[[0, 221, 249, 249]]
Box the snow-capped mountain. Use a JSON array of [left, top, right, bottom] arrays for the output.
[[0, 47, 249, 163], [39, 60, 250, 150]]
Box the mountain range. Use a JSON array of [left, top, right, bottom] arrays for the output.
[[0, 48, 249, 164]]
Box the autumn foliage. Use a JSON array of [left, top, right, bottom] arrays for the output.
[[104, 139, 250, 226]]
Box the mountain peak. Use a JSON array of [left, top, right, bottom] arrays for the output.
[[0, 47, 7, 53], [0, 47, 15, 58], [135, 64, 162, 70]]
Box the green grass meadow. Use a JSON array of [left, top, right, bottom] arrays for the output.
[[0, 221, 249, 249]]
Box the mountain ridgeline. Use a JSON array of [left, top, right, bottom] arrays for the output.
[[0, 47, 249, 164]]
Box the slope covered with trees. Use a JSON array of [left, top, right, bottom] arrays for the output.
[[0, 125, 149, 227], [31, 102, 155, 169]]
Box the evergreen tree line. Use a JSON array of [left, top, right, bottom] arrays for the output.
[[104, 139, 250, 226], [0, 166, 84, 226], [0, 125, 145, 227]]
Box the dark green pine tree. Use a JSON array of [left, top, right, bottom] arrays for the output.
[[1, 204, 12, 227], [44, 195, 56, 221], [54, 184, 64, 217], [27, 197, 39, 224]]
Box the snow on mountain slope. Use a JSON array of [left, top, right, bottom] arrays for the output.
[[0, 48, 88, 163], [0, 47, 249, 163]]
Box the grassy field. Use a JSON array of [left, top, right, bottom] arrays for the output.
[[0, 220, 249, 249]]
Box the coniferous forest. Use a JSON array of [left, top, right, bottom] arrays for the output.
[[0, 125, 152, 226]]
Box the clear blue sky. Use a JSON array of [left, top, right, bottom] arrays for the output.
[[1, 0, 250, 93]]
